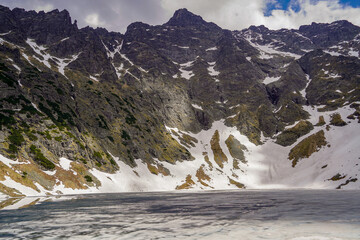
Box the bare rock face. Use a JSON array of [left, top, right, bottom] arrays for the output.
[[298, 20, 360, 48], [165, 8, 221, 30]]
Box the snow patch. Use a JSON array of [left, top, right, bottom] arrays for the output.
[[12, 64, 21, 73], [180, 60, 195, 68], [31, 102, 42, 113], [0, 176, 40, 196], [124, 69, 140, 81], [6, 58, 21, 73], [60, 37, 69, 42], [103, 40, 145, 78], [240, 34, 301, 59], [273, 105, 282, 113], [207, 62, 220, 76], [55, 52, 81, 78], [206, 47, 217, 51], [230, 104, 241, 110], [259, 51, 273, 59], [58, 157, 72, 171], [0, 30, 11, 36], [43, 170, 56, 176], [179, 69, 194, 80], [348, 50, 359, 58], [89, 75, 99, 82], [26, 38, 52, 68], [0, 154, 28, 168], [324, 51, 341, 56], [191, 104, 203, 110], [263, 76, 281, 84], [21, 52, 36, 67], [1, 197, 42, 210], [300, 74, 312, 98], [173, 60, 196, 80], [26, 38, 80, 76], [329, 73, 341, 78]]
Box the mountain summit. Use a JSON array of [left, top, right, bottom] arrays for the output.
[[166, 8, 220, 29], [0, 5, 359, 198]]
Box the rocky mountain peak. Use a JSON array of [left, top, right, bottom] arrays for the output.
[[125, 21, 151, 33], [168, 8, 202, 24], [166, 8, 220, 30], [298, 19, 360, 47], [1, 6, 78, 45], [248, 25, 269, 33], [0, 4, 9, 11]]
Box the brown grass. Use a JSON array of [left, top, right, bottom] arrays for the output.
[[210, 130, 228, 168], [176, 175, 195, 190]]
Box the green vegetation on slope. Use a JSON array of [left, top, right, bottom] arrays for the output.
[[276, 120, 314, 146], [288, 130, 327, 167]]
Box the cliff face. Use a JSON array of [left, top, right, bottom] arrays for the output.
[[0, 6, 359, 198]]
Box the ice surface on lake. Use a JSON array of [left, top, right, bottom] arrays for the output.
[[0, 190, 359, 239]]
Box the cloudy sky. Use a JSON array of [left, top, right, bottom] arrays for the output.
[[1, 0, 360, 33]]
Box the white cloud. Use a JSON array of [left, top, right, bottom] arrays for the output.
[[84, 13, 104, 28], [263, 0, 360, 29], [160, 0, 360, 30], [34, 3, 54, 12]]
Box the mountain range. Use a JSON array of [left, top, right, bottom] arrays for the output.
[[0, 5, 359, 199]]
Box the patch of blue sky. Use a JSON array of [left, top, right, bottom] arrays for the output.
[[265, 0, 360, 16], [339, 0, 360, 7]]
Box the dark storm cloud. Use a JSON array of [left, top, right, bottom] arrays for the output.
[[0, 0, 171, 33]]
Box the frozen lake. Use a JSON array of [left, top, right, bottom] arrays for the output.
[[0, 190, 359, 239]]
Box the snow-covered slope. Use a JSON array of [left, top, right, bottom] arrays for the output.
[[1, 104, 358, 199]]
